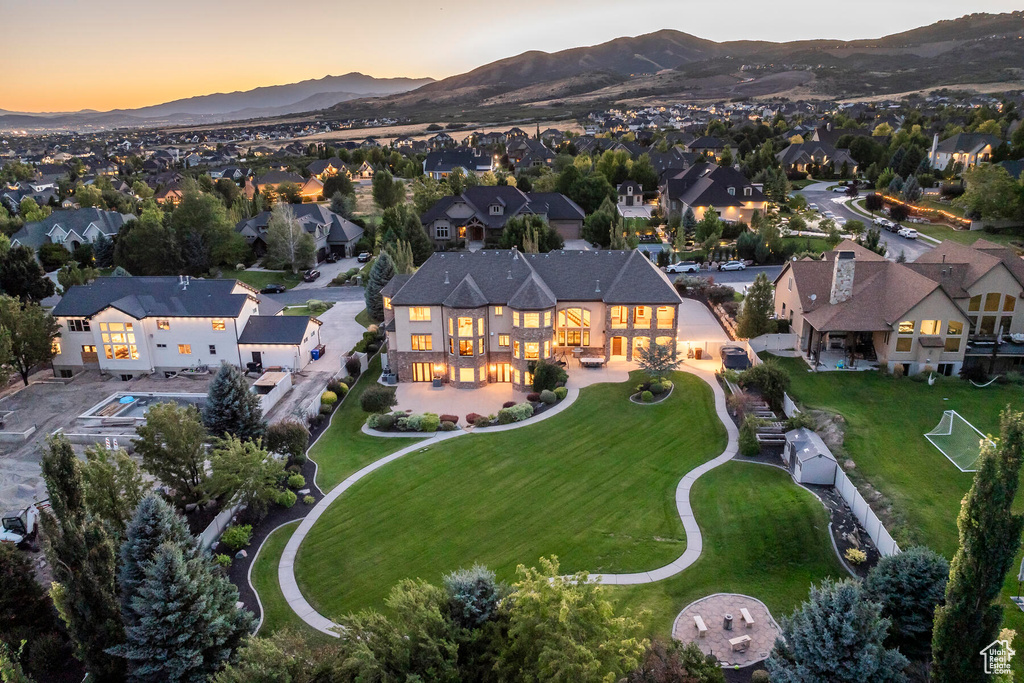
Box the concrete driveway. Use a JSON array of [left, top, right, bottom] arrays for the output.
[[796, 181, 932, 262], [291, 256, 361, 291], [678, 298, 729, 344]]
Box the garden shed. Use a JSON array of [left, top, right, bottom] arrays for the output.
[[783, 427, 838, 485]]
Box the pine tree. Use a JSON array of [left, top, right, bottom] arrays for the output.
[[736, 272, 775, 339], [385, 238, 414, 275], [767, 579, 908, 683], [364, 251, 395, 322], [116, 542, 254, 682], [203, 361, 266, 442], [865, 546, 948, 661], [40, 435, 125, 681], [931, 408, 1024, 683]]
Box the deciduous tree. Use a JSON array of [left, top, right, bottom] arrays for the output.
[[133, 402, 210, 506], [263, 202, 315, 273], [0, 245, 55, 301], [80, 445, 151, 539], [207, 435, 283, 519], [736, 272, 775, 338], [0, 295, 61, 385]]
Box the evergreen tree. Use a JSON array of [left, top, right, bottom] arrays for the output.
[[736, 272, 775, 338], [93, 233, 115, 267], [902, 175, 922, 203], [865, 546, 948, 661], [203, 361, 266, 442], [385, 238, 414, 275], [932, 408, 1024, 683], [767, 579, 908, 683], [40, 435, 125, 681], [0, 245, 55, 302], [115, 542, 254, 682], [372, 170, 405, 210], [364, 251, 395, 322]]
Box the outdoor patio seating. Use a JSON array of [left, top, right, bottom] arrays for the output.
[[741, 608, 755, 628], [729, 635, 752, 652], [693, 615, 707, 637]]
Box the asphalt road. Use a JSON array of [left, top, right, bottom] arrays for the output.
[[263, 286, 366, 305], [796, 181, 932, 262]]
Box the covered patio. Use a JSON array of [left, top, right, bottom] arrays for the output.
[[799, 324, 881, 372]]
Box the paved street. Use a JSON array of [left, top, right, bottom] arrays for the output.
[[263, 286, 366, 305], [796, 181, 932, 262]]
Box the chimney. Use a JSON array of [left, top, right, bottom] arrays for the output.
[[830, 251, 855, 305], [444, 270, 450, 285]]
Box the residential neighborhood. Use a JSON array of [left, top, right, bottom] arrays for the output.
[[3, 7, 1024, 683]]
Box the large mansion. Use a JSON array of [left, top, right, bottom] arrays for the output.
[[381, 249, 683, 391]]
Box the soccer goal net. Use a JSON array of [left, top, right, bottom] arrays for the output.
[[925, 410, 995, 472]]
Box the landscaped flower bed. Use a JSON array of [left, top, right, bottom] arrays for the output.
[[465, 386, 569, 428], [630, 379, 674, 404], [366, 411, 459, 433]]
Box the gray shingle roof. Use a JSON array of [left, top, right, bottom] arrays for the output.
[[238, 315, 318, 345], [52, 277, 253, 319], [10, 208, 133, 250], [443, 274, 489, 308], [390, 250, 681, 308]]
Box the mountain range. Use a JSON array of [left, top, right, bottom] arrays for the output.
[[0, 73, 433, 131], [3, 12, 1023, 133]]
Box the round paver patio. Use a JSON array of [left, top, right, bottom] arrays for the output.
[[672, 593, 782, 667]]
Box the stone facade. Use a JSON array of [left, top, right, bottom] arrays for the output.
[[602, 305, 678, 361], [510, 308, 556, 391]]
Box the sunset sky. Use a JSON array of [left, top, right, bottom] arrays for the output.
[[2, 1, 1020, 113]]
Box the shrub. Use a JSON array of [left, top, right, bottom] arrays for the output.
[[275, 489, 297, 508], [327, 379, 348, 396], [305, 299, 329, 315], [706, 284, 737, 305], [320, 390, 338, 406], [287, 474, 306, 489], [341, 375, 355, 386], [531, 359, 568, 392], [739, 417, 760, 456], [345, 355, 362, 377], [215, 554, 233, 568], [526, 392, 540, 402], [220, 524, 253, 552], [845, 548, 867, 565], [649, 382, 666, 395], [498, 403, 534, 424], [554, 386, 568, 400], [502, 401, 516, 409], [308, 413, 325, 428], [539, 390, 557, 405], [420, 413, 440, 432], [361, 384, 398, 413], [641, 390, 654, 402], [265, 420, 310, 461], [440, 420, 457, 431], [466, 412, 482, 424], [331, 273, 349, 286], [368, 413, 396, 430], [439, 414, 459, 424], [751, 671, 770, 683], [739, 360, 790, 411], [319, 403, 333, 415], [303, 495, 315, 505], [892, 364, 905, 380]]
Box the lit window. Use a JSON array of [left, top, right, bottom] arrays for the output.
[[449, 366, 455, 381], [513, 341, 521, 359], [524, 371, 533, 387], [523, 313, 540, 328], [968, 295, 981, 312], [656, 336, 674, 347], [634, 306, 652, 328], [449, 317, 454, 335], [383, 296, 392, 310], [410, 307, 431, 321], [513, 369, 520, 385], [178, 344, 192, 354], [477, 318, 485, 336], [494, 306, 504, 316], [525, 342, 539, 360], [920, 320, 940, 336], [897, 321, 915, 334], [82, 345, 96, 353], [459, 340, 473, 356], [212, 319, 226, 331], [656, 306, 675, 329], [478, 338, 484, 354], [458, 317, 474, 336], [611, 306, 627, 328], [157, 320, 170, 330], [543, 341, 550, 357], [512, 311, 520, 327], [449, 338, 455, 355], [543, 311, 552, 327], [459, 367, 475, 382], [479, 366, 487, 381], [411, 334, 432, 351], [52, 340, 62, 355], [1005, 295, 1016, 312], [985, 293, 1001, 312], [947, 321, 964, 336], [498, 334, 510, 347]]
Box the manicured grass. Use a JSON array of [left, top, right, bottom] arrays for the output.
[[790, 179, 816, 189], [355, 308, 371, 329], [913, 222, 1024, 247], [782, 236, 832, 254], [295, 371, 728, 621], [614, 462, 845, 633], [221, 268, 303, 291], [284, 303, 334, 317], [773, 354, 1024, 674], [250, 521, 328, 639], [309, 354, 422, 491]]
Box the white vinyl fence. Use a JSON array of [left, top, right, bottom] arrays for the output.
[[198, 502, 242, 551], [833, 468, 901, 557], [747, 333, 799, 353]]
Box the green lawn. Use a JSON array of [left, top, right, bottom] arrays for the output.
[[309, 354, 422, 491], [772, 354, 1024, 673], [782, 236, 832, 255], [295, 370, 729, 621], [251, 521, 329, 640], [221, 268, 303, 291], [355, 308, 371, 329], [913, 222, 1024, 247], [614, 462, 844, 633], [284, 303, 334, 317]]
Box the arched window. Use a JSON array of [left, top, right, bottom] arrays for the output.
[[557, 307, 591, 346]]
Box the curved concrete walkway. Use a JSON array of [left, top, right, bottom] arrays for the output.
[[588, 365, 738, 585], [278, 364, 738, 634], [278, 387, 582, 636]]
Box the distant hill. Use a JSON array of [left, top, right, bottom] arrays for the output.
[[328, 11, 1024, 116], [0, 72, 433, 131]]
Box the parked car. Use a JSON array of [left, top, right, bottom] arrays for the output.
[[884, 220, 900, 232], [898, 227, 918, 240], [719, 261, 747, 271], [808, 203, 819, 211], [666, 261, 700, 273], [303, 269, 321, 282], [325, 252, 339, 263], [356, 252, 372, 263], [832, 186, 849, 193], [260, 283, 287, 294]]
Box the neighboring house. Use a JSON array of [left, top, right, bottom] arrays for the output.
[[617, 181, 643, 207], [427, 132, 456, 150], [234, 204, 363, 259], [773, 239, 1024, 376], [0, 183, 58, 212], [506, 138, 553, 166], [307, 157, 350, 180], [51, 276, 323, 379], [997, 159, 1024, 181], [420, 186, 585, 243], [154, 181, 184, 205], [685, 136, 727, 160], [10, 208, 135, 252], [244, 171, 323, 201], [423, 148, 493, 180], [776, 142, 858, 176], [660, 163, 767, 224], [352, 161, 375, 180], [929, 132, 1002, 170], [381, 249, 682, 390]]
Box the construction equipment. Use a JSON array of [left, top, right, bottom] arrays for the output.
[[0, 501, 45, 548]]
